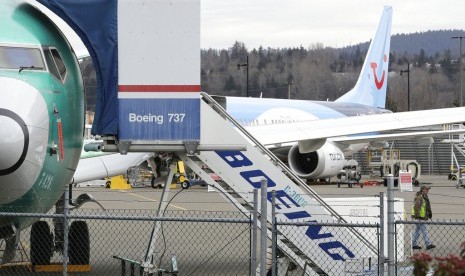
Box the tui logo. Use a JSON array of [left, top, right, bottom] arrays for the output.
[[370, 54, 387, 89]]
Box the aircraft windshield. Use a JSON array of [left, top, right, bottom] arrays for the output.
[[0, 46, 45, 70]]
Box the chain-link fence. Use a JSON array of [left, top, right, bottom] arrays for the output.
[[1, 196, 465, 275], [275, 221, 380, 275], [0, 209, 252, 276], [395, 220, 465, 275], [1, 210, 386, 276]]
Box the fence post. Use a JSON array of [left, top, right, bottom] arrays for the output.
[[387, 174, 395, 276], [271, 190, 277, 276], [379, 192, 385, 276], [63, 185, 70, 276], [251, 189, 258, 276], [260, 178, 268, 276]]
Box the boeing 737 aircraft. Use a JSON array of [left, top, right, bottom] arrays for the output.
[[211, 6, 465, 180], [0, 0, 88, 266], [213, 11, 394, 180], [1, 1, 465, 270], [72, 6, 465, 184]]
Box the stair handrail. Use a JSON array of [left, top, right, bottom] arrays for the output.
[[200, 92, 377, 253]]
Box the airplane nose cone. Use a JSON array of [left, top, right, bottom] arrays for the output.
[[0, 109, 28, 175], [0, 77, 49, 204]]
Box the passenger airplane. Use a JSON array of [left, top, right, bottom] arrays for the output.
[[211, 6, 465, 180], [72, 5, 465, 184], [0, 1, 88, 265], [0, 1, 464, 269]]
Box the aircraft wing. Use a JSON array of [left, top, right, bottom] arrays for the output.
[[74, 140, 154, 184], [331, 129, 465, 145], [245, 106, 465, 146]]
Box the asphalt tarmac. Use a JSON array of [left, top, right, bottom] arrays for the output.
[[78, 174, 465, 221]]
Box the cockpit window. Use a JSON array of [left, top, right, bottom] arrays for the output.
[[0, 46, 45, 70], [44, 50, 60, 80], [51, 49, 66, 80], [44, 48, 67, 82]]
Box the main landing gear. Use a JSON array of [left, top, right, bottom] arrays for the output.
[[29, 185, 98, 268], [29, 220, 90, 266]]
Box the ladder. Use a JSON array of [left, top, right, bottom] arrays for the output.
[[177, 93, 378, 275], [443, 124, 465, 174]]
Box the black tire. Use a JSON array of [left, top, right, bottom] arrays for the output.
[[152, 177, 165, 189], [354, 172, 361, 182], [151, 176, 156, 188], [181, 181, 189, 189], [105, 181, 111, 189], [451, 175, 458, 181], [30, 221, 53, 266], [69, 221, 90, 265], [406, 162, 419, 179]]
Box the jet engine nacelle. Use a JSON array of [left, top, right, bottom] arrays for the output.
[[288, 142, 346, 179]]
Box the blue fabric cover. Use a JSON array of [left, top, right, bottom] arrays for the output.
[[36, 0, 118, 135]]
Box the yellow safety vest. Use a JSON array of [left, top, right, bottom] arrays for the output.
[[411, 195, 426, 218]]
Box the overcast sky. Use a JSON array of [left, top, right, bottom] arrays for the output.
[[32, 0, 465, 53]]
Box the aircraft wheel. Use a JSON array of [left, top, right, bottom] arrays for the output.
[[30, 221, 53, 266], [151, 177, 165, 189], [105, 181, 111, 189], [151, 176, 156, 188], [69, 221, 90, 265], [451, 175, 458, 181], [181, 180, 190, 189]]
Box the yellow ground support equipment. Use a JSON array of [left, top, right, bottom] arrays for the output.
[[109, 175, 132, 190], [175, 161, 190, 189]]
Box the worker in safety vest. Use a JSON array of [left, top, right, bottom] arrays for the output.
[[411, 184, 436, 250]]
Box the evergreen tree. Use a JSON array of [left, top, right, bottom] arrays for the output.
[[417, 49, 426, 67], [440, 49, 457, 81], [230, 41, 248, 61], [223, 75, 236, 92]]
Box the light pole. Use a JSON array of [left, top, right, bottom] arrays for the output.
[[452, 36, 464, 106], [400, 62, 410, 111], [237, 55, 249, 97]]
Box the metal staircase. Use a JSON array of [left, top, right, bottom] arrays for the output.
[[175, 93, 379, 275], [443, 124, 465, 174]]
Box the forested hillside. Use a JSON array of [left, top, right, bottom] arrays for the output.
[[80, 30, 465, 113], [201, 30, 465, 112], [344, 30, 465, 57]]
